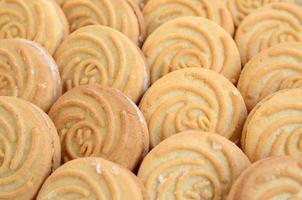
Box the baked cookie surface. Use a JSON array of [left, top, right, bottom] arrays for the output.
[[49, 85, 149, 171], [143, 0, 234, 36], [242, 89, 302, 162], [62, 0, 145, 45], [238, 42, 302, 111], [139, 68, 247, 148], [0, 0, 68, 55], [143, 17, 241, 84], [138, 131, 251, 200], [235, 2, 302, 65], [227, 156, 302, 200], [0, 97, 61, 200], [37, 157, 147, 200], [54, 25, 149, 103], [226, 0, 293, 27], [0, 39, 61, 111]]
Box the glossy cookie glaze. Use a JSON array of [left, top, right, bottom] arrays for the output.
[[143, 17, 241, 84], [49, 85, 149, 171], [54, 25, 149, 103], [138, 131, 251, 200], [0, 97, 60, 200], [139, 68, 247, 148]]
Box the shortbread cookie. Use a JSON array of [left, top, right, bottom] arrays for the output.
[[62, 0, 145, 45], [143, 17, 241, 84], [0, 0, 68, 55], [49, 85, 149, 170], [0, 39, 61, 112], [54, 25, 149, 103], [242, 89, 302, 162], [138, 131, 251, 200], [227, 156, 302, 200], [226, 0, 293, 27], [37, 157, 147, 200], [143, 0, 234, 36], [238, 42, 302, 111], [235, 3, 302, 65], [0, 97, 61, 200], [139, 68, 247, 148]]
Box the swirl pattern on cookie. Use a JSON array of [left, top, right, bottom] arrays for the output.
[[0, 97, 61, 200], [139, 68, 247, 148], [227, 156, 302, 200], [242, 89, 302, 162], [62, 0, 145, 45], [0, 0, 68, 55], [0, 39, 61, 111], [138, 131, 251, 200], [235, 3, 302, 65], [37, 157, 147, 200], [143, 0, 234, 36], [238, 42, 302, 111], [226, 0, 293, 27], [54, 25, 149, 103], [143, 17, 241, 84], [49, 85, 149, 170]]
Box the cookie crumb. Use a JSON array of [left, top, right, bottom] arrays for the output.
[[111, 166, 119, 175], [212, 141, 222, 150], [158, 174, 165, 183]]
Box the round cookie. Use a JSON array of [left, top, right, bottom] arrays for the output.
[[143, 0, 234, 36], [235, 2, 302, 65], [226, 0, 293, 27], [242, 89, 302, 162], [62, 0, 145, 45], [48, 85, 149, 171], [238, 42, 302, 111], [37, 157, 147, 200], [0, 0, 68, 55], [0, 39, 61, 112], [143, 17, 241, 84], [139, 68, 247, 148], [0, 97, 61, 200], [54, 25, 149, 103], [138, 131, 251, 200], [227, 156, 302, 200]]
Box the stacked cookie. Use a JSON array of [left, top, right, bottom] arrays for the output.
[[0, 0, 302, 199]]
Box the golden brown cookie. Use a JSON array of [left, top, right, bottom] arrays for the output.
[[226, 0, 293, 27], [0, 39, 61, 112], [0, 97, 61, 200], [235, 2, 302, 65], [143, 17, 241, 84], [138, 131, 251, 200], [143, 0, 234, 36], [62, 0, 145, 45], [238, 42, 302, 111], [227, 156, 302, 200], [37, 157, 147, 200], [242, 89, 302, 162], [0, 0, 68, 55], [49, 85, 149, 171], [54, 25, 149, 103], [139, 68, 247, 148]]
